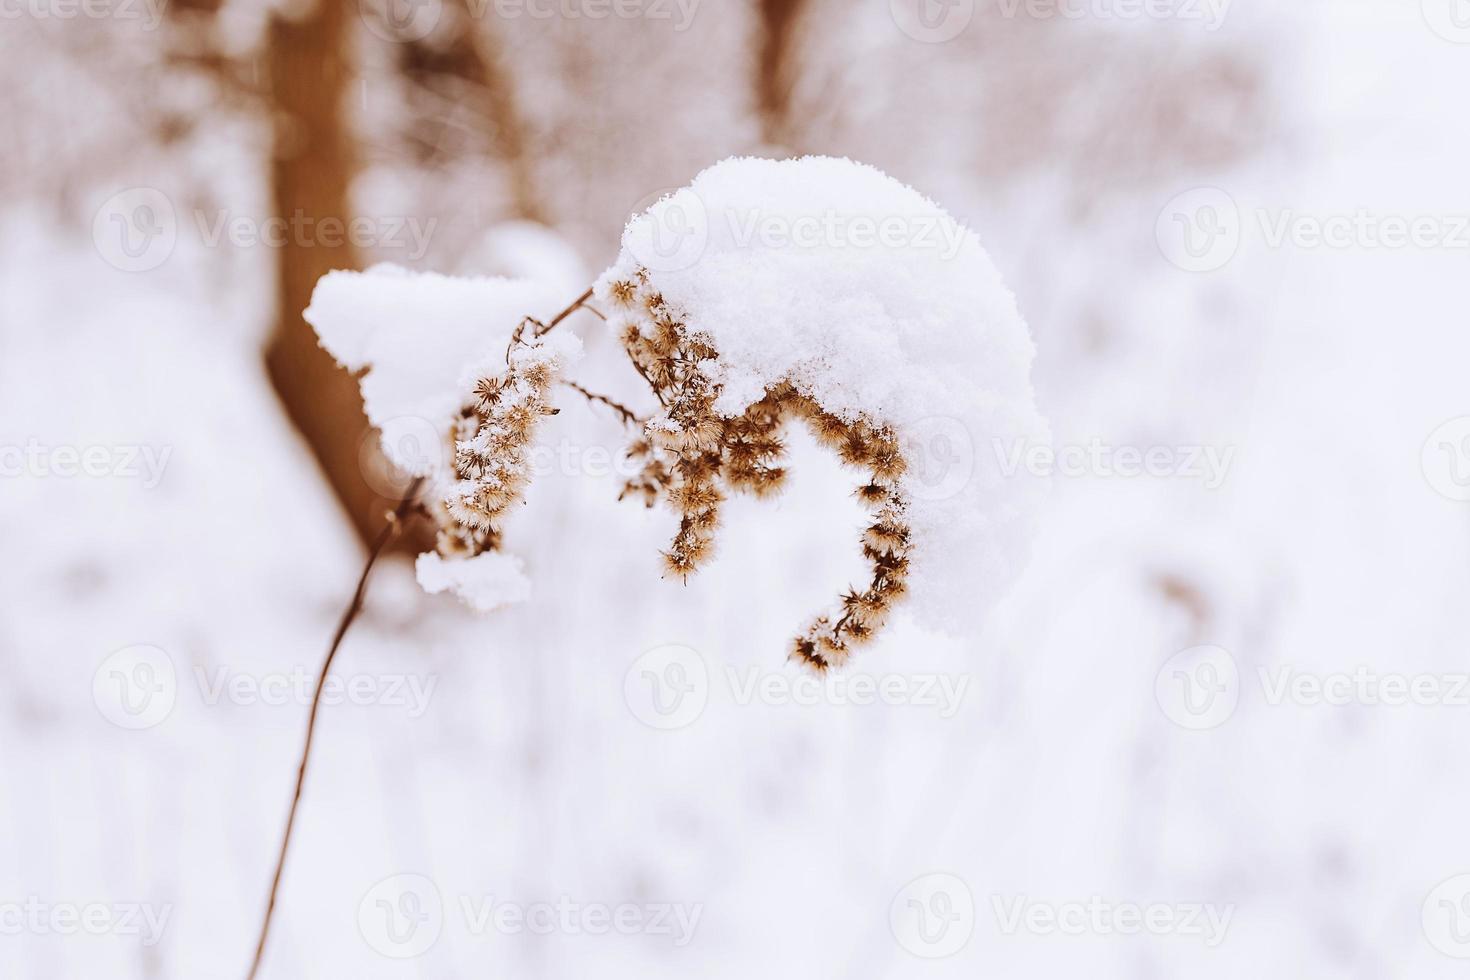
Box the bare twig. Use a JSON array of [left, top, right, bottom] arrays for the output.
[[537, 287, 596, 336], [506, 287, 597, 361], [561, 381, 645, 428], [244, 480, 424, 980]]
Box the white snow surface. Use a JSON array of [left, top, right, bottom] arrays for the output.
[[306, 264, 565, 484], [416, 551, 532, 612], [599, 156, 1050, 635], [307, 264, 584, 611]]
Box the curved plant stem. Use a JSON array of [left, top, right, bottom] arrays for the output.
[[536, 287, 595, 336], [561, 380, 645, 428], [245, 481, 423, 980]]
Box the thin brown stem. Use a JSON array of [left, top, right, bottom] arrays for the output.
[[561, 381, 645, 428], [536, 287, 596, 336], [507, 287, 598, 362], [245, 480, 423, 980]]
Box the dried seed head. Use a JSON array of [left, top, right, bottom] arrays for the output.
[[608, 265, 919, 666], [790, 636, 825, 672], [609, 279, 638, 307], [431, 334, 572, 563], [669, 479, 723, 515]]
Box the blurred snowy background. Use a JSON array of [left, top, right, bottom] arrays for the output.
[[3, 0, 1470, 977]]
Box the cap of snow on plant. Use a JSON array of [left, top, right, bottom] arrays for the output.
[[307, 157, 1048, 670], [598, 156, 1049, 670], [306, 264, 574, 613]]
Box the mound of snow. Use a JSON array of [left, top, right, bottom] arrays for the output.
[[599, 156, 1050, 634], [306, 263, 564, 485]]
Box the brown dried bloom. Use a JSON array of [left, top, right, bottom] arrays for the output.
[[434, 330, 572, 562], [601, 269, 915, 671]]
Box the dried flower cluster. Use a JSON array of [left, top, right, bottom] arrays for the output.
[[600, 269, 915, 672], [433, 330, 570, 562]]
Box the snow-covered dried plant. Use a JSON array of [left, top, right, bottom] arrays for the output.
[[309, 156, 1049, 670], [250, 158, 1050, 977]]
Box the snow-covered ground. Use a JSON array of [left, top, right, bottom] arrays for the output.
[[3, 3, 1470, 977]]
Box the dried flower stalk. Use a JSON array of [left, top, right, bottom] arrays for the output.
[[432, 326, 571, 563], [599, 268, 915, 672]]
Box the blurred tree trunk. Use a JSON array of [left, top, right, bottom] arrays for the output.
[[756, 0, 806, 145], [264, 0, 381, 542]]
